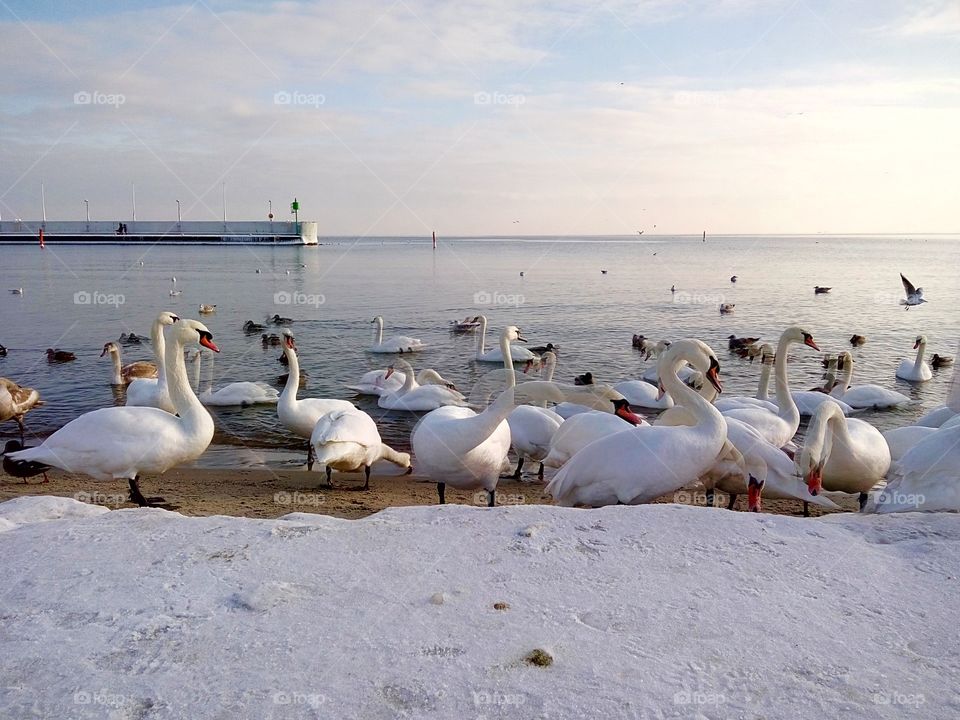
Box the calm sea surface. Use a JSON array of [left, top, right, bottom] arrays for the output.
[[1, 235, 958, 469]]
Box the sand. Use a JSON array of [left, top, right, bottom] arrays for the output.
[[0, 465, 860, 519]]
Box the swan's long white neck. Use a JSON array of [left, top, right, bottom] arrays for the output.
[[279, 342, 301, 412], [772, 332, 801, 434], [913, 338, 927, 370], [831, 354, 854, 397], [540, 353, 556, 382], [802, 402, 849, 469], [373, 317, 384, 346], [396, 359, 416, 393], [501, 331, 516, 388], [151, 316, 168, 389], [109, 349, 123, 385], [475, 315, 488, 356], [163, 325, 209, 429], [662, 354, 724, 438], [756, 358, 772, 401]]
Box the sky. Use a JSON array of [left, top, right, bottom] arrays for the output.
[[0, 0, 957, 235]]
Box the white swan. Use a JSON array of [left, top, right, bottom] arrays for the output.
[[377, 359, 466, 411], [796, 402, 891, 510], [100, 342, 157, 386], [411, 326, 561, 505], [475, 315, 536, 362], [867, 424, 960, 512], [913, 405, 957, 428], [9, 318, 220, 507], [613, 379, 674, 410], [830, 351, 910, 409], [505, 350, 565, 479], [882, 425, 938, 462], [542, 403, 647, 469], [125, 311, 180, 413], [190, 351, 280, 407], [895, 335, 933, 382], [546, 339, 727, 507], [310, 407, 410, 489], [277, 330, 355, 468], [368, 315, 426, 353], [722, 326, 820, 448], [713, 344, 778, 413], [347, 366, 457, 397]]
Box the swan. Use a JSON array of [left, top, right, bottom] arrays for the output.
[[613, 378, 674, 410], [310, 407, 410, 489], [830, 351, 910, 409], [867, 424, 960, 512], [546, 339, 727, 507], [882, 425, 938, 462], [721, 326, 820, 448], [475, 315, 535, 362], [895, 335, 933, 382], [542, 402, 646, 469], [347, 366, 458, 397], [713, 344, 778, 413], [377, 359, 466, 411], [8, 318, 220, 507], [0, 378, 42, 441], [640, 342, 699, 385], [411, 326, 562, 506], [190, 351, 280, 407], [913, 405, 957, 428], [277, 330, 355, 468], [100, 341, 157, 385], [505, 349, 565, 479], [125, 311, 180, 413], [797, 402, 891, 510], [368, 316, 426, 353]]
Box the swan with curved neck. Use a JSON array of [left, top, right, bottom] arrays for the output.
[[829, 351, 910, 409], [797, 401, 891, 509], [100, 342, 157, 386], [125, 311, 179, 413], [378, 358, 466, 411], [411, 325, 563, 505], [546, 339, 727, 507], [722, 326, 819, 448], [348, 365, 457, 397], [369, 316, 426, 354], [9, 318, 220, 507], [713, 344, 778, 413], [895, 335, 933, 382], [278, 330, 356, 468], [475, 315, 536, 362]]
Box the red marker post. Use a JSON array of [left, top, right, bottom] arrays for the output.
[[38, 228, 45, 249]]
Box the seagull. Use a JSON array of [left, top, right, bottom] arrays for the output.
[[730, 275, 738, 283], [900, 273, 926, 308], [601, 270, 608, 275], [519, 271, 525, 277], [169, 289, 182, 297], [10, 288, 23, 295], [814, 286, 831, 294]]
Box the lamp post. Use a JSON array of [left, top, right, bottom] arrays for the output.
[[268, 199, 273, 226], [176, 199, 181, 225], [84, 199, 89, 231]]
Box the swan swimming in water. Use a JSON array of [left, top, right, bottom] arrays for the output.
[[895, 335, 933, 382], [368, 315, 426, 353]]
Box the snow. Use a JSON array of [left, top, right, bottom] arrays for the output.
[[1, 497, 958, 718]]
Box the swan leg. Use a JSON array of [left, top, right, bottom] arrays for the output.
[[16, 418, 25, 444], [437, 482, 446, 504], [127, 477, 172, 508], [726, 493, 737, 511], [705, 489, 715, 508], [538, 462, 544, 480], [803, 501, 810, 518], [363, 465, 370, 491], [502, 456, 524, 480], [325, 466, 335, 489], [306, 442, 315, 472], [858, 492, 868, 511], [488, 489, 496, 507]]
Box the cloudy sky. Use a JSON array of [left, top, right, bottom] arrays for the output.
[[0, 0, 957, 235]]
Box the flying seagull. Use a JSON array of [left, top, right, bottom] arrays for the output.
[[900, 273, 927, 309]]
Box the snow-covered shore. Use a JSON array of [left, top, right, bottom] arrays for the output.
[[0, 496, 957, 719]]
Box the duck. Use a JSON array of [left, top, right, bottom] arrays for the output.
[[814, 286, 831, 294], [8, 319, 221, 507], [895, 335, 933, 382], [632, 335, 659, 359], [118, 332, 143, 345], [46, 348, 76, 362], [719, 303, 735, 315], [261, 333, 281, 347], [545, 339, 727, 507], [198, 304, 217, 314], [169, 289, 182, 297], [243, 320, 266, 333], [369, 316, 426, 353], [0, 378, 43, 441], [0, 344, 6, 357], [125, 312, 180, 414], [931, 353, 954, 369], [573, 372, 594, 386], [728, 335, 760, 351], [798, 402, 891, 510], [9, 288, 23, 295], [377, 359, 466, 411], [100, 341, 158, 385], [2, 440, 50, 483], [270, 314, 293, 325], [850, 334, 866, 347], [277, 330, 355, 469], [730, 275, 738, 283], [310, 407, 411, 489]]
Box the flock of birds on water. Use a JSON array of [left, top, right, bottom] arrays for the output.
[[1, 268, 958, 516]]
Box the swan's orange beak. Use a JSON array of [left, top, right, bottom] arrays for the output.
[[614, 403, 645, 426], [803, 333, 820, 351], [706, 358, 723, 394], [747, 476, 764, 512], [806, 464, 823, 496], [199, 333, 220, 353], [283, 335, 296, 351], [384, 365, 395, 380]]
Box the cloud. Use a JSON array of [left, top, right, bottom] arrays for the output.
[[873, 1, 960, 37]]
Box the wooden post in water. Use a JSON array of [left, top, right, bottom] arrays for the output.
[[432, 231, 437, 250]]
